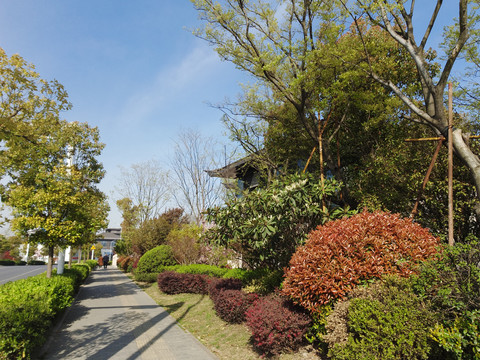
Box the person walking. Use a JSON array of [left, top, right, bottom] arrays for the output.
[[102, 254, 109, 269]]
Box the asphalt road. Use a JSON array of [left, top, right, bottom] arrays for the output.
[[0, 265, 53, 285]]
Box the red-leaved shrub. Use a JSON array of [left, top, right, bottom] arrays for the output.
[[283, 210, 441, 313], [212, 289, 258, 323], [157, 271, 210, 294], [117, 255, 135, 272], [245, 295, 311, 356], [208, 277, 243, 300]]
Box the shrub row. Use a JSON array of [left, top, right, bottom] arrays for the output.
[[0, 263, 90, 359], [85, 259, 99, 271], [0, 259, 48, 266], [157, 270, 310, 356], [317, 241, 480, 360], [27, 260, 46, 265], [136, 260, 284, 295], [0, 259, 16, 266], [157, 271, 211, 295]]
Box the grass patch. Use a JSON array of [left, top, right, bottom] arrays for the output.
[[142, 282, 322, 360]]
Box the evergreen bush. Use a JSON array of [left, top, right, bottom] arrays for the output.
[[0, 259, 15, 266], [85, 259, 98, 270], [172, 263, 229, 277], [0, 272, 81, 359], [413, 240, 480, 359], [283, 210, 440, 313], [205, 173, 354, 270], [135, 245, 176, 274], [325, 276, 434, 360], [27, 260, 45, 265]]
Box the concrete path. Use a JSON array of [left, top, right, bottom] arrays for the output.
[[37, 268, 218, 360]]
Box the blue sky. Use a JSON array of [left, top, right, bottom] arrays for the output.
[[0, 1, 462, 230], [0, 1, 248, 228]]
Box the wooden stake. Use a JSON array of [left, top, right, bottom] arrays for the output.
[[410, 139, 443, 218], [448, 83, 454, 246], [303, 147, 316, 174], [405, 135, 480, 142]]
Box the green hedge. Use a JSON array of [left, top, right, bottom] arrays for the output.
[[0, 259, 15, 266], [85, 259, 98, 271], [27, 260, 45, 265], [0, 264, 90, 359], [135, 263, 283, 294]]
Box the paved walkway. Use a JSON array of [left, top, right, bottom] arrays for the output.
[[37, 268, 218, 360]]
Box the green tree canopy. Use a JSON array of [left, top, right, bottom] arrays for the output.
[[0, 50, 108, 277]]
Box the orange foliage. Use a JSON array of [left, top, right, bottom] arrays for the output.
[[282, 210, 441, 313]]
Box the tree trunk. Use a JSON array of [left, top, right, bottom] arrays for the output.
[[452, 129, 480, 215], [46, 246, 54, 278]]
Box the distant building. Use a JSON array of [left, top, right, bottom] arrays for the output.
[[206, 154, 260, 192], [95, 228, 121, 258]]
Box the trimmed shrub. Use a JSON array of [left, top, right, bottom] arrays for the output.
[[136, 245, 176, 275], [172, 263, 229, 277], [325, 276, 435, 360], [151, 264, 283, 294], [0, 293, 52, 359], [283, 210, 441, 313], [157, 271, 183, 294], [245, 295, 312, 356], [212, 289, 258, 323], [180, 273, 210, 295], [27, 260, 45, 265], [15, 260, 27, 265], [0, 272, 80, 359], [134, 272, 159, 283], [85, 260, 98, 271], [208, 277, 243, 300], [412, 240, 480, 358], [0, 259, 15, 266], [71, 264, 90, 281], [157, 271, 210, 295]]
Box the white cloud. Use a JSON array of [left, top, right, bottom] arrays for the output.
[[117, 44, 220, 126]]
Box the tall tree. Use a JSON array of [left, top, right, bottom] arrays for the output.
[[344, 0, 480, 214], [170, 128, 225, 224], [191, 0, 348, 184], [116, 160, 170, 223], [0, 49, 109, 273], [0, 48, 69, 161], [192, 0, 423, 206], [2, 121, 108, 277]]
